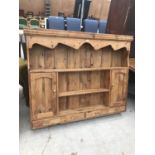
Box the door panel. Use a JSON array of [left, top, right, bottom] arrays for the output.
[[30, 73, 57, 120], [110, 69, 128, 106]]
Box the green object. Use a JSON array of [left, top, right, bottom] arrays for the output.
[[19, 24, 27, 29], [31, 25, 40, 29], [30, 19, 40, 29], [19, 18, 27, 29]]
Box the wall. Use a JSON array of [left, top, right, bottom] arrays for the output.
[[51, 0, 75, 16], [19, 0, 110, 20], [88, 0, 111, 20], [19, 0, 75, 17], [19, 0, 44, 15]]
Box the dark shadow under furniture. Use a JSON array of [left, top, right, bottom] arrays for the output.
[[19, 58, 29, 106]]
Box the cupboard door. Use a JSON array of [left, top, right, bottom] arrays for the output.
[[110, 69, 128, 106], [30, 73, 57, 120]]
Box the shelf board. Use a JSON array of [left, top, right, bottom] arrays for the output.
[[59, 88, 109, 97], [30, 67, 128, 73], [59, 104, 108, 116]]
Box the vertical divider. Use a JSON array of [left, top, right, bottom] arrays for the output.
[[108, 69, 112, 106], [56, 72, 59, 115], [109, 69, 112, 107]]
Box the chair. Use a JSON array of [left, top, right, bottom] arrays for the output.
[[19, 17, 27, 29], [47, 16, 64, 30], [66, 17, 81, 31], [30, 19, 40, 29], [99, 20, 107, 33], [83, 19, 98, 33]]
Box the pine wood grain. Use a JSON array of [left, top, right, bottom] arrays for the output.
[[25, 29, 132, 129]]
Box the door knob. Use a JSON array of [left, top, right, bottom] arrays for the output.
[[53, 89, 56, 93]]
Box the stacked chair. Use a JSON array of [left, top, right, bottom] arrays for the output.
[[83, 19, 107, 33], [66, 17, 81, 31], [83, 19, 98, 33], [99, 20, 107, 33], [48, 16, 65, 30], [19, 17, 28, 29], [46, 16, 107, 34], [30, 19, 40, 29]]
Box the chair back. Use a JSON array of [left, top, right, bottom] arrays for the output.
[[66, 17, 81, 31], [48, 16, 64, 30], [99, 20, 107, 33], [19, 18, 27, 29], [83, 19, 98, 33], [30, 19, 40, 29]]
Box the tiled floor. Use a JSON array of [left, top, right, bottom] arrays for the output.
[[19, 85, 135, 155]]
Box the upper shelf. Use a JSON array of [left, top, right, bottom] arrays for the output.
[[24, 29, 133, 51], [30, 67, 128, 73]]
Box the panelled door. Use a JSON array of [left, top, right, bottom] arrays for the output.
[[110, 69, 128, 106], [30, 73, 57, 120]]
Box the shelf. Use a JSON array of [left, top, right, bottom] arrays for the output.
[[59, 104, 108, 116], [59, 88, 109, 97], [30, 67, 128, 73]]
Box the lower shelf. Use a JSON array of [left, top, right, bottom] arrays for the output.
[[32, 105, 126, 129], [59, 104, 108, 115]]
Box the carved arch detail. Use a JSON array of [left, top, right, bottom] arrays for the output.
[[28, 36, 131, 52]]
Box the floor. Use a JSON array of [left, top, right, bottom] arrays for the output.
[[19, 85, 135, 155]]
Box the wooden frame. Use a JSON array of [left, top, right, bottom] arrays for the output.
[[129, 58, 135, 72], [24, 29, 133, 129]]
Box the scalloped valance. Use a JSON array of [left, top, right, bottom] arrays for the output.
[[24, 29, 133, 52]]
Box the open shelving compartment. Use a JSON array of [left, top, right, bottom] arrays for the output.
[[29, 44, 128, 70], [58, 70, 110, 114]]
